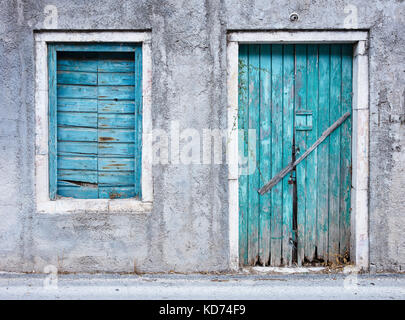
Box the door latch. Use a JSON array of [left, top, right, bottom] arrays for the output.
[[295, 110, 313, 131], [288, 171, 296, 184]]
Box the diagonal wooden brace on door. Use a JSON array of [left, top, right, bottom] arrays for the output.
[[258, 111, 351, 195]]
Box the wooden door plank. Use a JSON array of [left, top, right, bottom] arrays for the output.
[[282, 44, 295, 266], [328, 45, 342, 263], [304, 45, 319, 261], [247, 44, 260, 265], [258, 44, 271, 266], [238, 45, 249, 265], [339, 44, 353, 259], [316, 44, 331, 261], [259, 111, 351, 196], [270, 44, 283, 266], [295, 44, 307, 266]]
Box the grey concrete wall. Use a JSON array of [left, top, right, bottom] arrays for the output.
[[0, 0, 403, 273]]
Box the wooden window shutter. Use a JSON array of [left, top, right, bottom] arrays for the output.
[[48, 44, 142, 200]]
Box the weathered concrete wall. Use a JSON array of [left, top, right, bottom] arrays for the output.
[[0, 0, 403, 273]]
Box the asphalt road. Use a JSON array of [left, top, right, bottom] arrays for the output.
[[0, 273, 404, 300]]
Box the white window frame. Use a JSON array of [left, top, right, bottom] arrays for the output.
[[34, 31, 153, 214], [227, 31, 369, 271]]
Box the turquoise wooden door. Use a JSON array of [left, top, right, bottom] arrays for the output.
[[238, 44, 352, 266], [48, 44, 142, 199]]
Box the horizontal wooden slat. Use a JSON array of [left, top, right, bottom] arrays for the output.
[[98, 60, 134, 72], [55, 44, 138, 52], [98, 158, 134, 171], [57, 59, 98, 72], [98, 114, 135, 129], [58, 98, 98, 112], [57, 85, 97, 99], [57, 156, 97, 170], [57, 112, 97, 128], [58, 141, 97, 156], [98, 129, 135, 143], [57, 186, 99, 199], [98, 73, 135, 85], [58, 169, 97, 184], [98, 100, 135, 114], [99, 187, 136, 199], [98, 143, 135, 156], [98, 171, 134, 186], [57, 71, 97, 85], [58, 127, 97, 142], [98, 86, 135, 100], [57, 180, 85, 187]]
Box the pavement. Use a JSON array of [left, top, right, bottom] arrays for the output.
[[0, 272, 404, 300]]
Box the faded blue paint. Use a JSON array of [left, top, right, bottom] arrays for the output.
[[239, 44, 353, 266], [48, 43, 142, 200]]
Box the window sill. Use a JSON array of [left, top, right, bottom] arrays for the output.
[[36, 198, 153, 214]]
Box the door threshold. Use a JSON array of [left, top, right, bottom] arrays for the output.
[[243, 266, 326, 274]]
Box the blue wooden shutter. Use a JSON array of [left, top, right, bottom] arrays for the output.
[[48, 44, 142, 200]]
